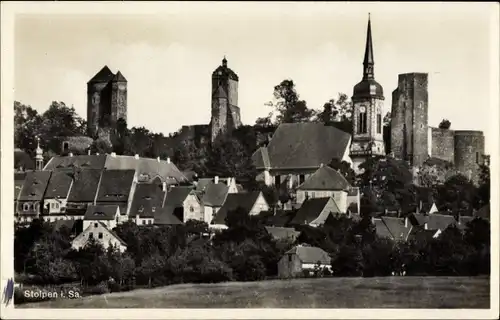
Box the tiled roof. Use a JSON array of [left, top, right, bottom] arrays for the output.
[[265, 226, 301, 241], [111, 70, 127, 82], [285, 245, 331, 265], [255, 122, 351, 170], [44, 171, 74, 199], [380, 216, 412, 241], [425, 214, 457, 231], [96, 169, 135, 203], [252, 147, 271, 169], [163, 186, 194, 208], [154, 206, 183, 225], [83, 204, 119, 221], [407, 226, 436, 242], [201, 181, 229, 207], [290, 197, 339, 225], [407, 213, 429, 227], [212, 192, 262, 225], [14, 172, 26, 200], [50, 219, 83, 234], [347, 187, 359, 197], [98, 222, 127, 246], [194, 178, 213, 192], [475, 204, 490, 220], [297, 165, 351, 191], [130, 183, 165, 218], [88, 65, 115, 83], [44, 155, 108, 171], [18, 171, 52, 201], [212, 65, 239, 81], [67, 169, 102, 202], [258, 209, 297, 227]]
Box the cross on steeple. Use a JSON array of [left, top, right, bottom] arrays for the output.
[[363, 13, 375, 80]]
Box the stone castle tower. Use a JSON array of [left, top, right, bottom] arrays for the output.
[[349, 15, 386, 173], [390, 73, 429, 168], [210, 57, 242, 144], [87, 66, 127, 138]]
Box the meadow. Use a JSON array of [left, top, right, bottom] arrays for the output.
[[19, 276, 489, 309]]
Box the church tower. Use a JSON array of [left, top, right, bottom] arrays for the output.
[[35, 137, 44, 171], [210, 57, 242, 144], [349, 14, 386, 173]]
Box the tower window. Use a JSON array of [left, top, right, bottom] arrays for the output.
[[377, 114, 382, 134], [476, 152, 480, 164], [358, 111, 368, 134]]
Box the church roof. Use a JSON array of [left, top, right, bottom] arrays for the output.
[[212, 57, 239, 81], [112, 71, 127, 82], [88, 65, 115, 84], [297, 165, 351, 191]]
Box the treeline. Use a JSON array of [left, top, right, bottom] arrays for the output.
[[14, 206, 490, 305]]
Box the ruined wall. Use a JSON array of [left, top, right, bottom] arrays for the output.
[[411, 73, 429, 167], [431, 127, 455, 163], [111, 82, 127, 126], [87, 81, 108, 137], [454, 130, 485, 184], [210, 97, 228, 143], [390, 88, 404, 158]]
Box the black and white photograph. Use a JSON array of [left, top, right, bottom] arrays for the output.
[[1, 1, 498, 318]]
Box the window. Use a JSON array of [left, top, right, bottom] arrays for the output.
[[89, 232, 94, 239], [274, 175, 281, 186], [98, 232, 103, 239], [299, 175, 305, 184], [55, 203, 59, 209], [305, 192, 309, 199], [142, 220, 145, 225], [23, 203, 29, 211], [288, 255, 292, 262], [94, 223, 98, 228], [377, 114, 382, 134], [148, 220, 152, 225], [358, 111, 367, 134], [476, 152, 480, 164], [190, 206, 194, 212]]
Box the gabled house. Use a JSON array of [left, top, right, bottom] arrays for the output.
[[65, 169, 102, 218], [278, 245, 332, 278], [252, 122, 352, 187], [424, 214, 457, 232], [129, 183, 165, 226], [163, 186, 203, 223], [257, 209, 297, 228], [265, 226, 301, 242], [200, 180, 229, 223], [42, 171, 74, 222], [72, 221, 127, 252], [153, 206, 184, 226], [82, 204, 120, 230], [373, 216, 412, 242], [295, 164, 352, 212], [289, 197, 341, 227], [95, 169, 136, 223], [407, 226, 439, 242], [195, 176, 238, 194], [210, 191, 269, 228], [16, 171, 52, 223]]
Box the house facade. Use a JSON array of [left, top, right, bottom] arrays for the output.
[[277, 245, 332, 278], [210, 191, 270, 228], [290, 197, 342, 227], [72, 221, 127, 252]]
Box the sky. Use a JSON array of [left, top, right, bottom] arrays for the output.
[[12, 2, 497, 152]]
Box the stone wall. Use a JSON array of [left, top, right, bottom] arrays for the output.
[[454, 130, 485, 184], [431, 127, 455, 163]]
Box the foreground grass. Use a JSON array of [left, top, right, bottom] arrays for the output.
[[20, 276, 489, 308]]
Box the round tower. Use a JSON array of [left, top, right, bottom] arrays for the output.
[[454, 130, 485, 183]]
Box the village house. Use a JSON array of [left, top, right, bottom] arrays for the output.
[[72, 220, 127, 252], [195, 176, 239, 194], [289, 197, 342, 227], [295, 164, 355, 213], [82, 204, 121, 230], [129, 183, 166, 226], [64, 169, 102, 219], [252, 122, 352, 187], [42, 171, 74, 222], [373, 216, 413, 242], [14, 172, 26, 214], [153, 206, 184, 226], [210, 191, 269, 229], [200, 179, 230, 224], [16, 171, 52, 223], [163, 186, 204, 223], [265, 226, 301, 242], [257, 209, 297, 228], [277, 245, 332, 278]]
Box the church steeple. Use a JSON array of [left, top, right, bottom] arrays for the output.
[[222, 56, 228, 68], [363, 13, 375, 80]]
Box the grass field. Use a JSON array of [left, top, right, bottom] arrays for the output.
[[20, 276, 490, 308]]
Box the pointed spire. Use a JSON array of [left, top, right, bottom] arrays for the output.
[[112, 70, 127, 82], [222, 56, 227, 67], [88, 65, 115, 84], [363, 13, 375, 80]]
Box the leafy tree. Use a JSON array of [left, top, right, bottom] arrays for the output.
[[476, 163, 490, 207], [328, 158, 356, 186], [416, 159, 456, 188], [172, 139, 209, 174], [14, 101, 43, 155], [438, 119, 451, 129], [435, 174, 478, 214], [383, 112, 391, 127], [269, 79, 315, 124], [316, 93, 353, 124]]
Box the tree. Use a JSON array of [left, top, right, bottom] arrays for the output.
[[438, 119, 451, 129], [91, 136, 113, 154], [383, 112, 391, 127], [328, 158, 356, 186], [435, 174, 478, 214], [14, 101, 43, 155], [416, 159, 455, 188], [476, 162, 490, 207], [270, 79, 315, 124]]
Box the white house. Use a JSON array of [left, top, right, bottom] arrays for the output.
[[71, 221, 127, 252]]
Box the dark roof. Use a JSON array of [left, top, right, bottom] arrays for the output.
[[255, 123, 351, 170], [424, 157, 454, 168], [212, 192, 263, 225], [50, 219, 82, 234], [407, 226, 436, 242], [374, 217, 411, 241], [194, 178, 213, 192], [96, 169, 135, 202], [67, 169, 102, 202], [407, 213, 429, 227], [425, 214, 457, 231], [83, 205, 119, 221], [252, 147, 271, 169], [265, 226, 301, 241], [14, 172, 26, 200], [163, 186, 194, 207], [111, 70, 127, 82], [290, 197, 338, 225], [98, 222, 127, 246], [201, 181, 229, 207], [353, 79, 384, 99], [297, 165, 351, 191], [285, 245, 331, 265], [88, 65, 115, 84], [212, 59, 239, 81], [18, 171, 52, 201], [258, 209, 297, 227], [182, 171, 198, 182], [154, 206, 183, 225], [44, 155, 107, 171], [44, 171, 74, 199], [475, 203, 490, 220], [458, 216, 475, 229], [130, 183, 165, 218]]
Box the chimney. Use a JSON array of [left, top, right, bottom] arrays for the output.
[[405, 217, 408, 228], [424, 222, 428, 230], [166, 157, 171, 164], [110, 152, 116, 157], [157, 157, 161, 162], [162, 182, 167, 192], [214, 176, 219, 184], [134, 154, 139, 159]]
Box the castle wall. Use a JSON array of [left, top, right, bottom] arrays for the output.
[[228, 79, 238, 107], [454, 130, 485, 184], [431, 127, 455, 163], [111, 82, 127, 126], [87, 81, 109, 137], [390, 89, 404, 158], [211, 97, 228, 143]]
